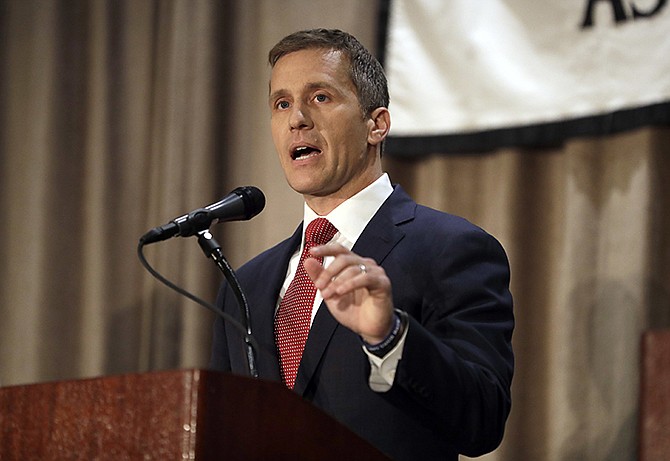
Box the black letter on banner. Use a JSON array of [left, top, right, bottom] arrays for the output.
[[581, 0, 628, 27], [631, 0, 667, 18]]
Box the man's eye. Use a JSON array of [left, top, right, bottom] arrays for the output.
[[277, 100, 290, 110], [314, 94, 328, 103]]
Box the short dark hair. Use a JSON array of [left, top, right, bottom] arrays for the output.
[[268, 28, 389, 116]]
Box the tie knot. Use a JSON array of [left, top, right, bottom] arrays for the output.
[[305, 218, 338, 246]]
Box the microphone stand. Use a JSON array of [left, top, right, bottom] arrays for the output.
[[196, 230, 258, 378]]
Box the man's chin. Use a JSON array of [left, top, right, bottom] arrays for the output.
[[286, 179, 326, 197]]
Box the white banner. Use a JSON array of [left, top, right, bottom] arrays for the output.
[[384, 0, 670, 146]]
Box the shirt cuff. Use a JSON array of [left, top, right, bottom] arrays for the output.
[[362, 314, 409, 392]]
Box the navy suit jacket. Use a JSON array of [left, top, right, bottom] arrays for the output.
[[210, 186, 514, 461]]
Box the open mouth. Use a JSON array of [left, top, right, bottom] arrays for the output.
[[291, 145, 322, 160]]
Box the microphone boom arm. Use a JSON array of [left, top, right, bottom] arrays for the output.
[[197, 230, 258, 378]]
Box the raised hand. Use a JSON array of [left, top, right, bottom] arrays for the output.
[[304, 243, 395, 344]]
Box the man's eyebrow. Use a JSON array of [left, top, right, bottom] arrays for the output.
[[268, 89, 287, 104], [305, 81, 341, 94]]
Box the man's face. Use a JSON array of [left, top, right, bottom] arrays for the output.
[[269, 48, 381, 208]]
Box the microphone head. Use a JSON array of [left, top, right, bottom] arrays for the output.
[[233, 186, 266, 220]]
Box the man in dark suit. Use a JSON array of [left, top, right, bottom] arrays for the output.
[[210, 29, 514, 461]]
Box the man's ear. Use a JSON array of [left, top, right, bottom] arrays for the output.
[[367, 107, 391, 146]]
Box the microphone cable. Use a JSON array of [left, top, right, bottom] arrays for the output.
[[137, 240, 264, 374]]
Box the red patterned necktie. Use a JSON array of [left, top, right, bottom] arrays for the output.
[[275, 218, 338, 389]]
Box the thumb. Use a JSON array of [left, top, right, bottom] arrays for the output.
[[303, 256, 324, 283]]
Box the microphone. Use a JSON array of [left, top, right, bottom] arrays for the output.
[[140, 186, 265, 245]]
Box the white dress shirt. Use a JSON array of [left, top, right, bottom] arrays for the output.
[[277, 173, 407, 392]]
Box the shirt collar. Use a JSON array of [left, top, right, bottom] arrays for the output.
[[303, 173, 393, 246]]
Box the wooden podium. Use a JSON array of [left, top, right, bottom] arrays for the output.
[[0, 369, 389, 460], [639, 330, 670, 461]]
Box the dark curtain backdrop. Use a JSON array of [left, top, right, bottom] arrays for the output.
[[1, 1, 668, 460]]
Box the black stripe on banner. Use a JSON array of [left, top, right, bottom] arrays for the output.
[[385, 101, 670, 157], [376, 0, 392, 67]]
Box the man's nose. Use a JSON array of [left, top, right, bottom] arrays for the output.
[[289, 103, 313, 130]]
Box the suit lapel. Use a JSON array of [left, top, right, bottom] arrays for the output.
[[250, 224, 303, 381], [293, 186, 416, 395]]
